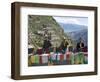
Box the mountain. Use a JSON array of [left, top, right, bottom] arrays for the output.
[[28, 15, 71, 50], [58, 23, 87, 32], [56, 22, 88, 46], [67, 29, 88, 46]]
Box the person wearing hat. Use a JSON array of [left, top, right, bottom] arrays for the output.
[[60, 37, 69, 54]]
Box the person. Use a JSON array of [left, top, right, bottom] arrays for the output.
[[28, 43, 34, 55], [76, 38, 84, 52], [36, 47, 43, 55], [60, 38, 69, 54], [68, 40, 73, 52], [43, 38, 52, 53]]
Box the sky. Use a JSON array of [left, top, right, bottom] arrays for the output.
[[53, 16, 88, 26]]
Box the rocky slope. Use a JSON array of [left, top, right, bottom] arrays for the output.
[[28, 15, 71, 50]]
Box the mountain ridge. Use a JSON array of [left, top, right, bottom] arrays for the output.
[[58, 23, 87, 32]]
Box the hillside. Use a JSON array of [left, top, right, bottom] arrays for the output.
[[28, 15, 71, 50], [58, 23, 87, 32], [57, 23, 88, 47], [67, 29, 88, 46]]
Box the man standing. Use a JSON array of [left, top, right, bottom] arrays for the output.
[[76, 38, 84, 52], [60, 38, 69, 54], [43, 38, 52, 53]]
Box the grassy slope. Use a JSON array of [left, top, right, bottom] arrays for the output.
[[28, 15, 72, 49]]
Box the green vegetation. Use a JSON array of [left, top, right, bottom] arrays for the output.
[[28, 15, 73, 49]]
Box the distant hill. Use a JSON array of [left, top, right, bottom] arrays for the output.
[[67, 29, 88, 46], [56, 23, 88, 47], [58, 23, 87, 32]]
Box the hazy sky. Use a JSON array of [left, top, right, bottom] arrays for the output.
[[53, 16, 88, 26]]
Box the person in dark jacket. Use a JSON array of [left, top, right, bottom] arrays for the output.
[[76, 38, 84, 52], [43, 38, 52, 53], [60, 38, 69, 54]]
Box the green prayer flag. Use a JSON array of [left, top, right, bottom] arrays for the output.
[[69, 53, 74, 64], [34, 55, 39, 64]]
